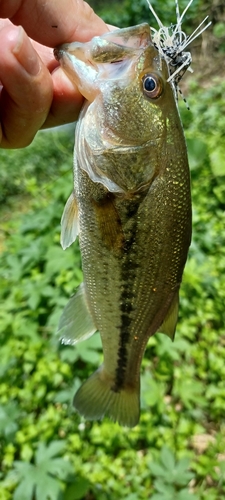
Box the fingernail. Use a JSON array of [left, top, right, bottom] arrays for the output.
[[12, 26, 41, 76]]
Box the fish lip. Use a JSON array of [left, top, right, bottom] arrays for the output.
[[53, 47, 61, 61], [54, 45, 70, 61]]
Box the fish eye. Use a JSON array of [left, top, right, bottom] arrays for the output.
[[142, 74, 163, 99]]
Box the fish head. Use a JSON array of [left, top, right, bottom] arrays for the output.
[[54, 23, 180, 145]]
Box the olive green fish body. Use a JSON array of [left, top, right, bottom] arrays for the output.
[[55, 24, 191, 427]]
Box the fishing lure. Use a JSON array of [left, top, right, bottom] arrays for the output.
[[147, 0, 211, 99]]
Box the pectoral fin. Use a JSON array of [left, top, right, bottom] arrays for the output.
[[61, 192, 79, 250], [57, 283, 97, 344], [157, 293, 179, 341]]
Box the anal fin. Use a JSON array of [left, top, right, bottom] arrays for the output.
[[57, 283, 97, 345]]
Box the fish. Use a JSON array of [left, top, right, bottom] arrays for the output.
[[54, 2, 209, 428]]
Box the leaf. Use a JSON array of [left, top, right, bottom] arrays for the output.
[[75, 333, 102, 364], [174, 378, 205, 409], [64, 478, 90, 500], [35, 441, 66, 463], [177, 489, 199, 500], [186, 137, 208, 170], [12, 442, 74, 500], [149, 449, 194, 489], [125, 495, 141, 500], [13, 478, 35, 500], [176, 458, 191, 475], [0, 403, 20, 440], [160, 447, 176, 472], [45, 246, 79, 278], [35, 475, 64, 500], [13, 465, 62, 500], [141, 373, 165, 409], [43, 458, 74, 481], [209, 143, 225, 176], [54, 387, 75, 404], [154, 479, 175, 495], [60, 347, 79, 363], [149, 462, 166, 477], [151, 494, 173, 500]]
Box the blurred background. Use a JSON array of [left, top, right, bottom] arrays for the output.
[[0, 0, 225, 499]]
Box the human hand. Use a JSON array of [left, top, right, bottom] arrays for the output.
[[0, 0, 108, 148]]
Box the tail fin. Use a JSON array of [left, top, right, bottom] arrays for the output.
[[73, 365, 140, 428]]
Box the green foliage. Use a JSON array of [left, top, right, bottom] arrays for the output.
[[182, 79, 225, 178], [0, 4, 225, 498], [91, 0, 212, 32], [149, 447, 197, 500], [10, 441, 74, 500], [0, 127, 74, 204]]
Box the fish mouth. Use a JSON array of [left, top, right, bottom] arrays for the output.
[[54, 45, 72, 61], [53, 24, 152, 64], [53, 47, 62, 61]]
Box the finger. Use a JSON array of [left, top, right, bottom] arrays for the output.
[[0, 19, 59, 72], [30, 40, 59, 74], [0, 0, 109, 47], [0, 25, 53, 148], [43, 67, 84, 128]]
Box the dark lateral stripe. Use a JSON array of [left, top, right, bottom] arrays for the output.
[[113, 199, 141, 392]]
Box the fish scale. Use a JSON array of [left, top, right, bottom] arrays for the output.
[[54, 19, 194, 427]]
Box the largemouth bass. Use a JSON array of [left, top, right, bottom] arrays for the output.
[[54, 22, 192, 428]]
